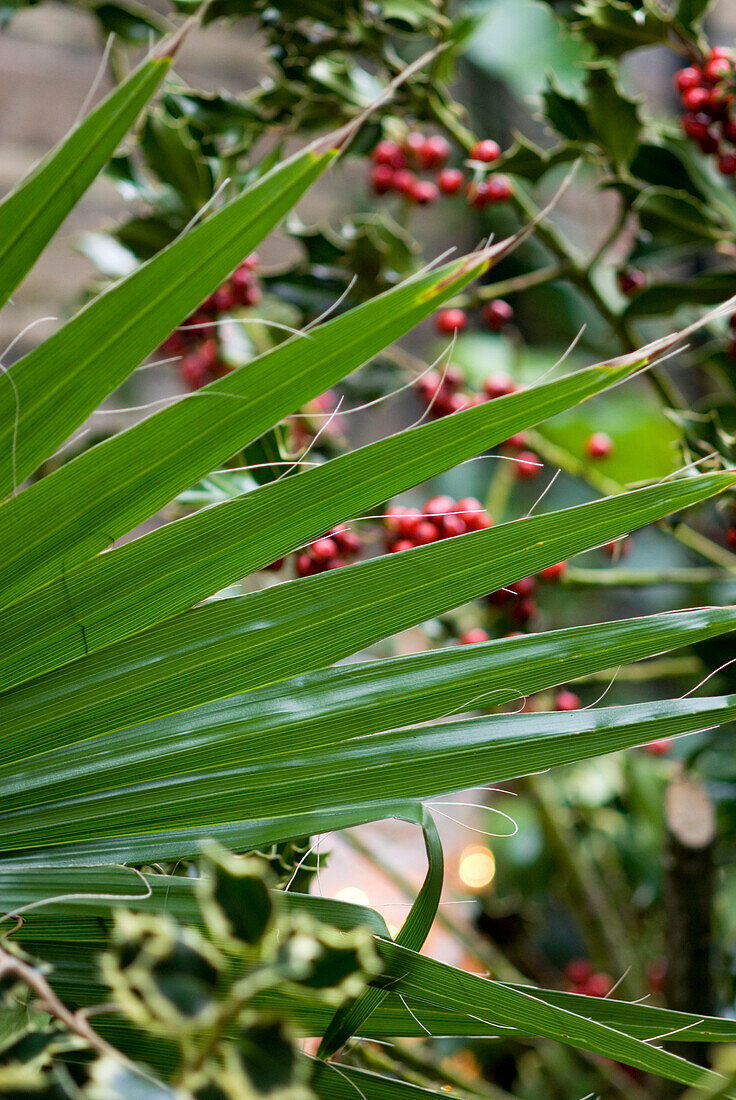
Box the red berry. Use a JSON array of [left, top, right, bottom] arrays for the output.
[[393, 507, 423, 538], [724, 118, 736, 142], [643, 739, 672, 756], [414, 520, 440, 545], [565, 958, 593, 985], [434, 308, 467, 335], [586, 432, 615, 459], [555, 689, 581, 711], [331, 527, 361, 556], [483, 372, 516, 399], [456, 498, 489, 531], [617, 269, 646, 296], [393, 168, 417, 195], [263, 557, 284, 572], [311, 536, 338, 562], [443, 364, 466, 389], [447, 392, 471, 414], [231, 268, 256, 292], [160, 331, 187, 357], [371, 164, 396, 194], [503, 432, 528, 449], [296, 553, 317, 578], [675, 67, 702, 94], [391, 538, 414, 554], [681, 112, 710, 140], [510, 576, 536, 598], [180, 353, 211, 389], [682, 85, 710, 112], [423, 495, 455, 517], [485, 175, 513, 202], [718, 152, 736, 175], [419, 135, 451, 169], [410, 179, 440, 205], [511, 597, 536, 625], [372, 140, 406, 169], [214, 284, 238, 312], [727, 526, 736, 548], [585, 973, 612, 998], [469, 139, 501, 163], [441, 514, 467, 538], [470, 176, 513, 206], [482, 299, 514, 332], [404, 131, 426, 162], [436, 167, 464, 195], [460, 628, 490, 645], [198, 338, 219, 369], [236, 281, 261, 307], [515, 451, 541, 479], [703, 56, 732, 84], [698, 128, 721, 154], [540, 561, 567, 581]]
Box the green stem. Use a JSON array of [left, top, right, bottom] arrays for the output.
[[521, 775, 643, 995], [453, 263, 567, 309], [527, 429, 736, 573]]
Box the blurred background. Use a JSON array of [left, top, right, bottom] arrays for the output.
[[5, 1, 736, 1096]]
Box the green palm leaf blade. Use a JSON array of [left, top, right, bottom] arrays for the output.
[[0, 251, 491, 609], [375, 942, 735, 1094], [3, 605, 733, 822], [6, 870, 736, 1047], [6, 871, 736, 1091], [0, 142, 336, 501], [1, 471, 731, 762], [0, 690, 734, 864], [310, 1061, 467, 1100], [0, 351, 655, 691], [0, 47, 173, 311]]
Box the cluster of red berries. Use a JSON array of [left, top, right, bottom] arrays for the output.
[[414, 363, 542, 479], [369, 134, 512, 209], [433, 299, 514, 340], [676, 48, 736, 176], [384, 495, 493, 554], [564, 958, 612, 998], [487, 573, 540, 627], [159, 254, 261, 389], [266, 524, 361, 577]]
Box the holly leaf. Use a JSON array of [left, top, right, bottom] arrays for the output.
[[635, 186, 732, 244], [585, 63, 641, 166], [498, 134, 588, 181], [676, 0, 717, 30], [141, 112, 214, 212], [575, 0, 670, 56], [91, 0, 167, 41], [541, 79, 595, 143], [624, 270, 736, 317], [630, 142, 706, 199]]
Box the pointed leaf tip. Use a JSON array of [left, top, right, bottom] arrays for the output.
[[152, 16, 195, 59]]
